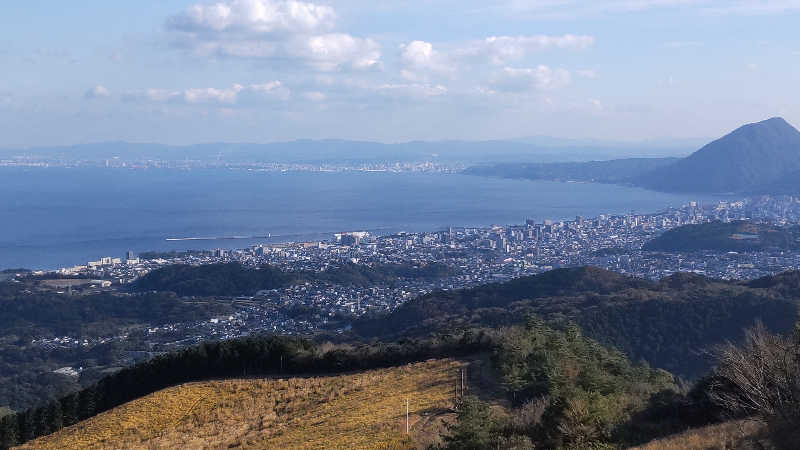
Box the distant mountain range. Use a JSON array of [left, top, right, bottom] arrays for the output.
[[0, 137, 695, 165], [470, 117, 800, 194], [6, 118, 799, 194]]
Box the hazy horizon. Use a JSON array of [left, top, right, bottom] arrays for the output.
[[0, 134, 712, 151]]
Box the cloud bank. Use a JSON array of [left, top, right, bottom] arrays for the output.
[[167, 0, 380, 71]]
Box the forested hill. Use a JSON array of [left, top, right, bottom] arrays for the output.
[[463, 157, 677, 184], [132, 263, 293, 296], [637, 117, 800, 193], [643, 220, 800, 252], [3, 321, 695, 449], [132, 261, 456, 297], [466, 117, 800, 194], [354, 266, 800, 378]]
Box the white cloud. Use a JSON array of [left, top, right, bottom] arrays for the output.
[[141, 88, 182, 102], [184, 85, 242, 104], [491, 66, 572, 91], [125, 82, 290, 105], [298, 33, 381, 71], [303, 91, 327, 101], [401, 41, 442, 69], [376, 83, 448, 99], [248, 81, 290, 98], [167, 0, 335, 34], [588, 98, 604, 112], [167, 0, 380, 71], [457, 34, 594, 65], [85, 85, 111, 99], [398, 40, 453, 81]]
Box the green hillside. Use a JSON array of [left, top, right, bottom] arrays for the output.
[[643, 220, 800, 252], [355, 266, 800, 378]]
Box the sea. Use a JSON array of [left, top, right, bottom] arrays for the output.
[[0, 167, 724, 270]]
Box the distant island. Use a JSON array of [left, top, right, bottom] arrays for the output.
[[464, 157, 678, 184], [643, 220, 800, 252], [468, 117, 800, 195]]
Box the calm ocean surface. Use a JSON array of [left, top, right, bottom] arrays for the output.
[[0, 167, 723, 270]]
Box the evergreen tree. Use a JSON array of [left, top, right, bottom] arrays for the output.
[[444, 396, 497, 449], [60, 393, 78, 427], [0, 415, 19, 449], [46, 401, 63, 432], [34, 406, 50, 438], [18, 410, 35, 443], [77, 387, 96, 421]]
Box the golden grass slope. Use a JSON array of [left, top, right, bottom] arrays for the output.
[[20, 359, 463, 450], [629, 420, 766, 450]]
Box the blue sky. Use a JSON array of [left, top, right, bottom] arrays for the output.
[[2, 0, 799, 146]]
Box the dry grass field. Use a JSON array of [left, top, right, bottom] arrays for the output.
[[630, 420, 766, 450], [20, 359, 464, 450]]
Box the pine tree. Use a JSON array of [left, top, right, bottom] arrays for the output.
[[60, 393, 78, 427], [77, 387, 96, 421], [443, 396, 496, 449], [0, 415, 19, 449], [18, 410, 35, 443], [46, 401, 63, 433]]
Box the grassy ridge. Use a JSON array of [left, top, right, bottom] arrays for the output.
[[21, 359, 462, 450]]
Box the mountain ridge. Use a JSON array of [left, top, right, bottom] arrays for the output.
[[637, 117, 800, 193], [0, 138, 695, 164], [353, 266, 800, 378]]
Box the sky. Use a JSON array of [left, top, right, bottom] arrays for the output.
[[1, 0, 799, 147]]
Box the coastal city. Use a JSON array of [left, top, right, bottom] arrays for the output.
[[0, 155, 465, 173], [4, 2, 800, 446], [9, 194, 800, 360]]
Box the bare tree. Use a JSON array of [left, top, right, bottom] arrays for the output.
[[709, 322, 800, 448]]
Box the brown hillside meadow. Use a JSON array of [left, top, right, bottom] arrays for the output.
[[20, 359, 463, 450], [630, 420, 766, 450]]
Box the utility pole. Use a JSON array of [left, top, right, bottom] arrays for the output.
[[406, 398, 409, 434]]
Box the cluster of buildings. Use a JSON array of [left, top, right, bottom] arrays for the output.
[[23, 195, 800, 353], [0, 157, 463, 173], [57, 251, 140, 276]]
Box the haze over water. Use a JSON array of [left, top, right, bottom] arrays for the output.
[[0, 167, 724, 270]]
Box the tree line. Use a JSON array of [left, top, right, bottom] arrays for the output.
[[354, 267, 800, 379]]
